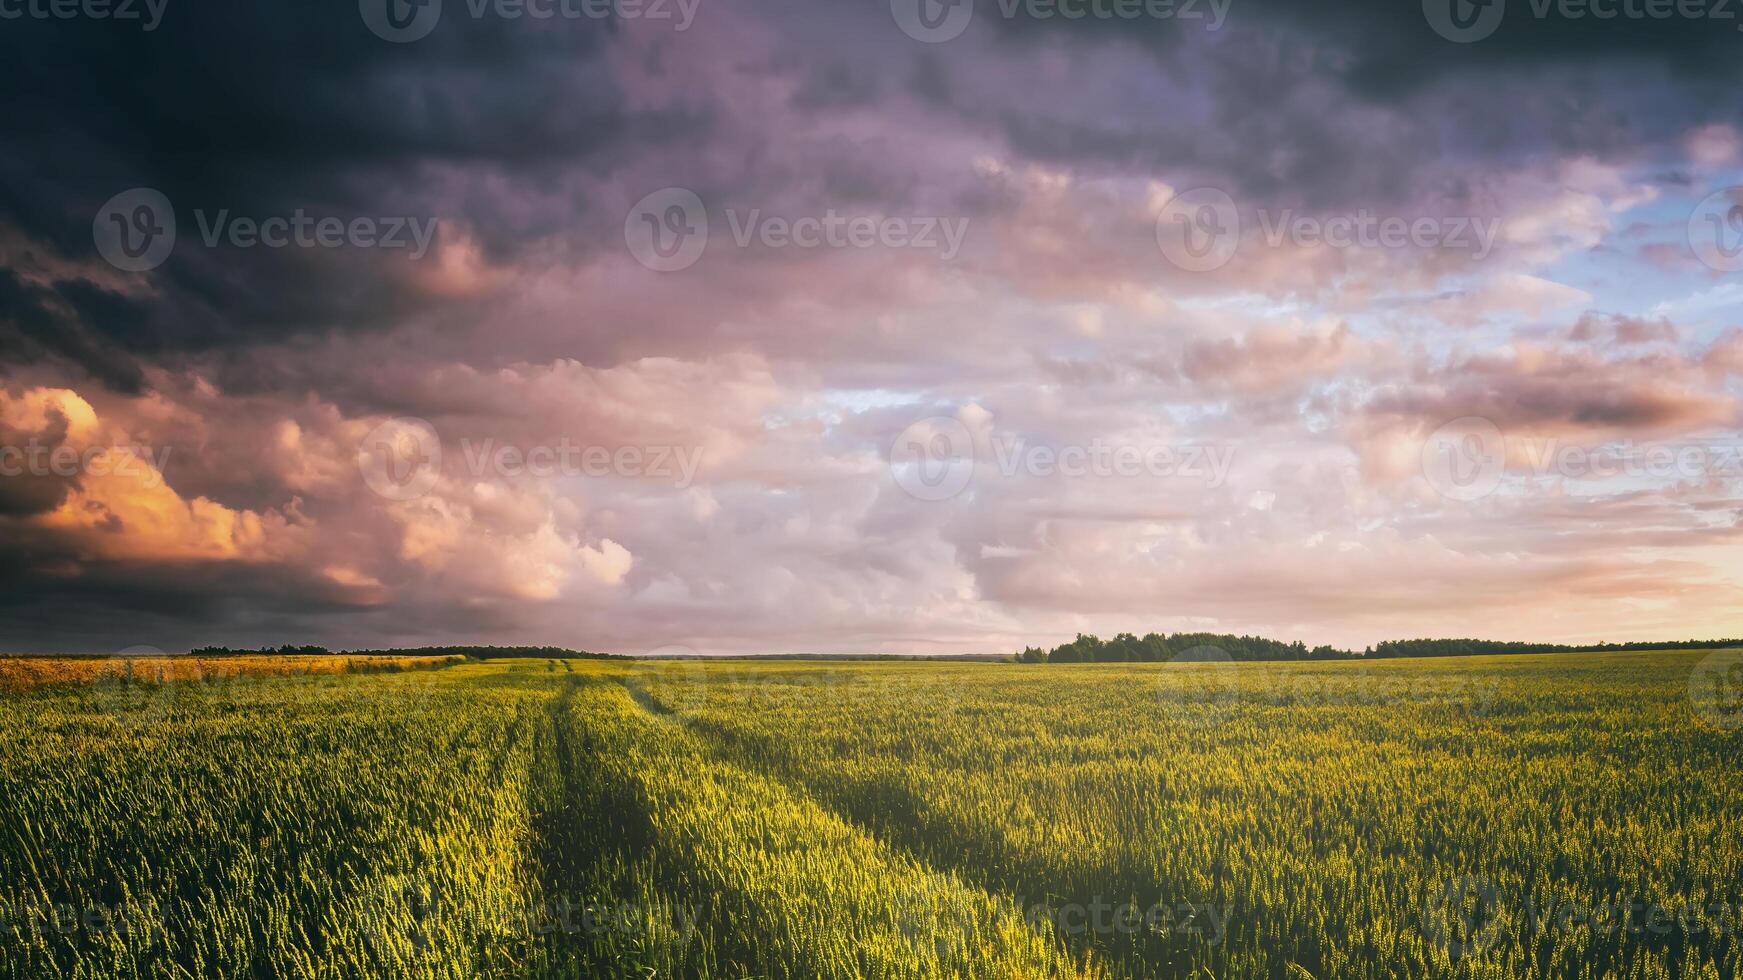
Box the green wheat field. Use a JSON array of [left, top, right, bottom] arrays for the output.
[[2, 651, 1740, 978]]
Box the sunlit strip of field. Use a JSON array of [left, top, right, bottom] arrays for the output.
[[0, 653, 465, 692]]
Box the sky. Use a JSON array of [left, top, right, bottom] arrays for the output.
[[1, 0, 1742, 654]]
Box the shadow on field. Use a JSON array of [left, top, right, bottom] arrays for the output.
[[521, 678, 667, 977], [676, 712, 1214, 978]]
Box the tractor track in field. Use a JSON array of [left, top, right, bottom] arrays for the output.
[[607, 678, 1173, 977], [612, 674, 1060, 901]]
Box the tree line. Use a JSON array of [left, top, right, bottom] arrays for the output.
[[1016, 633, 1742, 663]]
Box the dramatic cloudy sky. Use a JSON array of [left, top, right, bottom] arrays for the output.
[[2, 0, 1742, 653]]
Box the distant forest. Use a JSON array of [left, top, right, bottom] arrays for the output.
[[1015, 633, 1743, 663], [183, 637, 1737, 664]]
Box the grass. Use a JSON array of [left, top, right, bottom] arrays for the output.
[[0, 651, 1737, 977], [0, 652, 465, 692]]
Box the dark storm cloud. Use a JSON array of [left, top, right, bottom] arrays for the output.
[[1231, 0, 1743, 91], [0, 270, 148, 393], [0, 1, 695, 375], [0, 390, 78, 517], [891, 0, 1743, 208], [0, 553, 609, 653], [969, 0, 1743, 89], [0, 560, 378, 653]]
